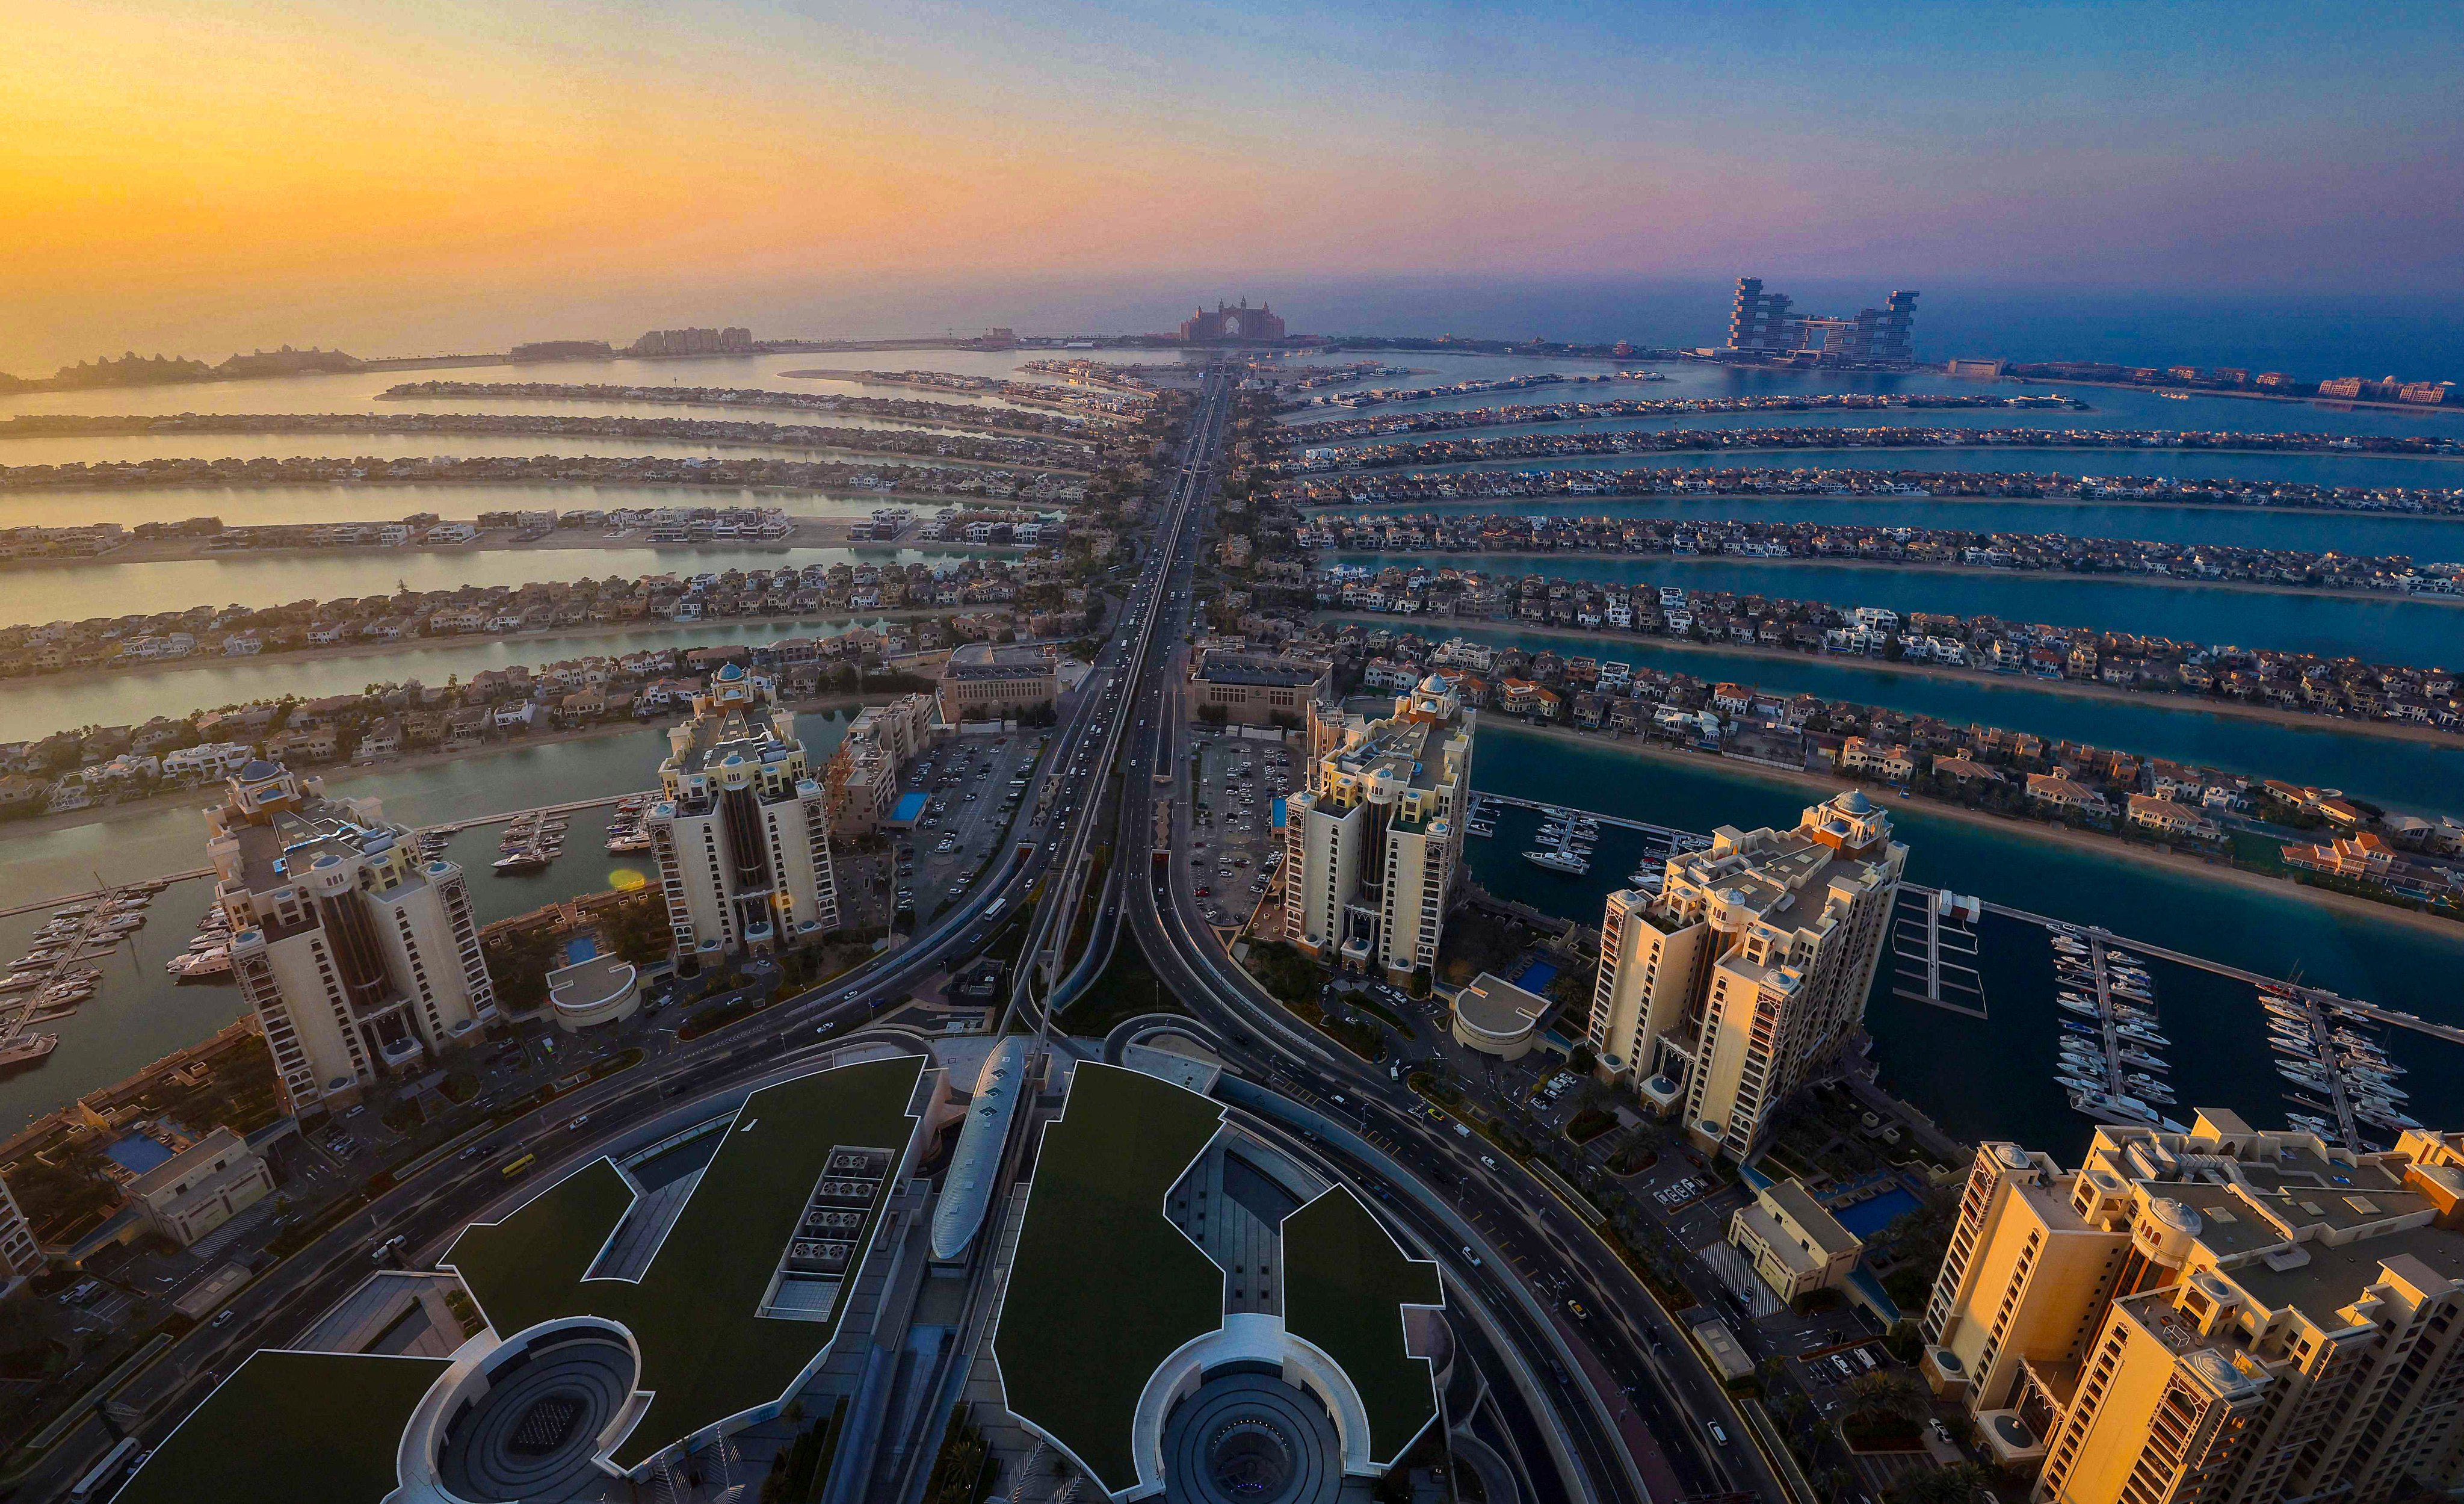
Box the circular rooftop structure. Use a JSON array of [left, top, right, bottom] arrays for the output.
[[1160, 1370, 1343, 1504], [436, 1330, 638, 1503]]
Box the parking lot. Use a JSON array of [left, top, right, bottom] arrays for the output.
[[1186, 731, 1293, 929], [892, 731, 1045, 929]]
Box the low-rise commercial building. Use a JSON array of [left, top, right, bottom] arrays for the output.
[[546, 952, 641, 1032], [1729, 1176, 1862, 1304], [1448, 972, 1554, 1059], [1186, 649, 1332, 726], [129, 1128, 276, 1248], [937, 648, 1057, 725]]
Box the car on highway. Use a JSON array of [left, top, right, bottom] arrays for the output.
[[1459, 1246, 1482, 1267], [1705, 1420, 1729, 1447]]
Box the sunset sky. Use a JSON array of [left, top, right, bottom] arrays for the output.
[[7, 0, 2460, 370]]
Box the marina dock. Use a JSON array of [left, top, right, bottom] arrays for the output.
[[1475, 793, 2464, 1059], [1891, 887, 1987, 1018], [1472, 792, 1709, 850]]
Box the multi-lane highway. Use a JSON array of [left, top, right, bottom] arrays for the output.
[[1101, 382, 1787, 1503], [30, 361, 1779, 1503]]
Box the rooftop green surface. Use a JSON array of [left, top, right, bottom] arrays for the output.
[[116, 1349, 449, 1504], [1282, 1185, 1443, 1465], [995, 1061, 1226, 1494], [445, 1055, 921, 1468]]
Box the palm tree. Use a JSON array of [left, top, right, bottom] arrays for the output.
[[1844, 1370, 1930, 1431]]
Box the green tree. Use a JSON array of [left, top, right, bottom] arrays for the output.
[[602, 890, 672, 967], [1888, 1462, 1998, 1504], [1844, 1370, 1930, 1431]]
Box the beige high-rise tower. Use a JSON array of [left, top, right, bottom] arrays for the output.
[[1282, 678, 1473, 983], [644, 663, 840, 961], [208, 760, 498, 1114], [1585, 789, 1904, 1160], [1919, 1113, 2464, 1504]]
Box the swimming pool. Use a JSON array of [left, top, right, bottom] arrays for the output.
[[1513, 959, 1558, 991], [564, 935, 599, 964], [1833, 1186, 1921, 1238]]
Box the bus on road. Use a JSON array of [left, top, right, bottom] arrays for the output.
[[70, 1436, 142, 1501]]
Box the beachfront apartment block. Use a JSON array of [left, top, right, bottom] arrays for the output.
[[1919, 1113, 2464, 1504], [0, 1176, 40, 1292], [1586, 790, 1906, 1161], [645, 663, 841, 961], [1283, 677, 1474, 983], [208, 760, 498, 1115]]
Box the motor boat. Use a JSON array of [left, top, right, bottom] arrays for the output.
[[1524, 848, 1590, 876]]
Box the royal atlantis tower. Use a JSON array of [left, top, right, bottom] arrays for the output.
[[1920, 1113, 2464, 1504], [645, 663, 840, 962], [208, 760, 496, 1114], [1586, 789, 1904, 1160], [1282, 676, 1474, 983]]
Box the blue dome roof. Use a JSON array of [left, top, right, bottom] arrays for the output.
[[716, 662, 747, 682], [238, 759, 280, 781]]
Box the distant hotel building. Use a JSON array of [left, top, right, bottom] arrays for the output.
[[208, 760, 497, 1115], [1586, 790, 1905, 1160], [1921, 1113, 2464, 1503], [1283, 677, 1475, 982], [645, 664, 841, 962], [1180, 299, 1286, 343], [630, 326, 753, 356], [1726, 278, 1918, 365]]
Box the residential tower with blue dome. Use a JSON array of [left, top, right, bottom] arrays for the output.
[[642, 661, 841, 965]]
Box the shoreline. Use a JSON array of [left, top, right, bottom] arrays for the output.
[[0, 524, 1024, 576], [1301, 489, 2464, 526], [0, 606, 959, 693], [1314, 611, 2464, 749], [1999, 376, 2464, 418], [1494, 720, 2464, 942], [1314, 442, 2464, 472], [1319, 548, 2464, 610], [0, 692, 896, 842]]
